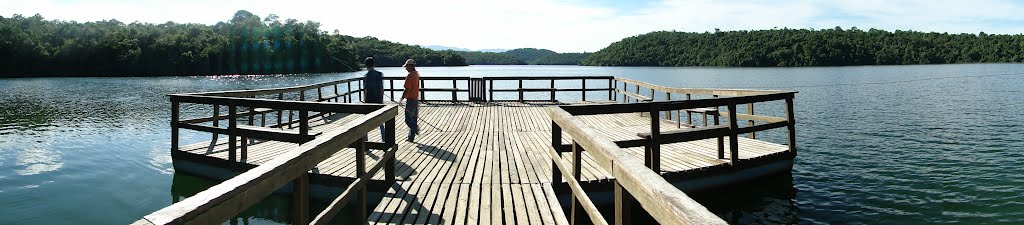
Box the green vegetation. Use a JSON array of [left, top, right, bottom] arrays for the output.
[[455, 48, 590, 65], [0, 11, 465, 77], [582, 28, 1024, 67], [454, 51, 526, 65], [533, 52, 591, 65]]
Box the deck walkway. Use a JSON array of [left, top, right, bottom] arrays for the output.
[[173, 101, 790, 224]]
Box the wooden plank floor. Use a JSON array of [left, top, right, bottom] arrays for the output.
[[174, 101, 791, 224]]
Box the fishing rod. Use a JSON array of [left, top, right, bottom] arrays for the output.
[[328, 55, 443, 131]]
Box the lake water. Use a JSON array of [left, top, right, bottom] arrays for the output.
[[2, 64, 1023, 224]]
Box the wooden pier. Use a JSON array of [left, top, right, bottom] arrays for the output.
[[136, 76, 796, 225]]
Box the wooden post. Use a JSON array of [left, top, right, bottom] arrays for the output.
[[581, 79, 587, 101], [389, 80, 395, 102], [727, 104, 739, 165], [551, 122, 563, 185], [317, 87, 322, 101], [358, 80, 363, 102], [385, 119, 396, 184], [419, 79, 425, 102], [607, 78, 613, 101], [489, 80, 494, 102], [170, 99, 179, 151], [347, 82, 352, 103], [649, 103, 661, 173], [715, 111, 724, 159], [292, 173, 309, 225], [613, 79, 618, 102], [276, 94, 283, 126], [452, 80, 458, 101], [518, 80, 524, 102], [228, 105, 237, 162], [786, 96, 797, 155], [614, 181, 633, 225], [334, 84, 339, 102], [665, 93, 671, 119], [571, 141, 583, 225], [356, 136, 368, 222], [633, 84, 639, 103], [299, 110, 309, 136], [685, 94, 691, 125], [300, 90, 306, 101], [748, 103, 756, 139], [550, 79, 556, 101]]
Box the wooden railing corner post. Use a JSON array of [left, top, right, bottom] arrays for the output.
[[299, 110, 309, 136], [170, 98, 180, 151], [785, 95, 797, 156], [356, 136, 368, 222]]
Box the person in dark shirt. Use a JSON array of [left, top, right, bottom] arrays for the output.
[[363, 57, 385, 138]]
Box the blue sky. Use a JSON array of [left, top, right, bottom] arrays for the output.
[[3, 0, 1023, 52]]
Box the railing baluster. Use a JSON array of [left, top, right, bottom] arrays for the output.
[[277, 93, 283, 126], [649, 103, 661, 173], [389, 79, 395, 102], [571, 141, 583, 225], [356, 136, 368, 223], [489, 80, 494, 102], [358, 80, 363, 102], [347, 82, 352, 103], [551, 122, 563, 185], [608, 79, 613, 101], [228, 105, 237, 162], [518, 80, 524, 102], [727, 104, 739, 165], [550, 79, 556, 101], [452, 79, 458, 101], [334, 84, 339, 103], [748, 103, 756, 139], [581, 78, 586, 102], [299, 110, 309, 136], [420, 79, 425, 102]]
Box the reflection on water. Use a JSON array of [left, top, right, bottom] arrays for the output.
[[692, 173, 798, 224]]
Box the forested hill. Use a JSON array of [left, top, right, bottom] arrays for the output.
[[454, 48, 591, 65], [581, 28, 1024, 67], [0, 11, 465, 77]]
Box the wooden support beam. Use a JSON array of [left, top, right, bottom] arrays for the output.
[[551, 122, 563, 185], [356, 136, 367, 223], [614, 181, 633, 225], [292, 173, 309, 225], [170, 100, 179, 151], [649, 104, 661, 173]]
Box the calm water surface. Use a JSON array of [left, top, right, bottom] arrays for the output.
[[1, 64, 1023, 224]]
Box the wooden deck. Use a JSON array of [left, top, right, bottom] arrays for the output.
[[172, 101, 791, 224]]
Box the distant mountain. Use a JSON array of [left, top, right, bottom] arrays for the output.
[[423, 45, 471, 52], [478, 48, 509, 53], [454, 51, 526, 65]]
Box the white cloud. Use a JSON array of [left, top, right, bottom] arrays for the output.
[[2, 0, 1022, 52]]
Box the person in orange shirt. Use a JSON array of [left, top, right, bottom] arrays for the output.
[[399, 59, 420, 142]]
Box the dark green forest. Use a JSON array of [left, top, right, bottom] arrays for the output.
[[454, 51, 526, 65], [0, 11, 465, 77], [533, 52, 590, 65], [455, 48, 590, 65], [582, 28, 1024, 67]]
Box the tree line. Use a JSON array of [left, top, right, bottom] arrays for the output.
[[454, 48, 590, 65], [581, 28, 1024, 67], [0, 11, 466, 77]]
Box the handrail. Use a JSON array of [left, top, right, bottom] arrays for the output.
[[137, 105, 399, 225], [194, 77, 364, 97], [549, 108, 727, 225], [614, 77, 785, 97]]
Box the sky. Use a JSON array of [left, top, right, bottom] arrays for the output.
[[3, 0, 1024, 52]]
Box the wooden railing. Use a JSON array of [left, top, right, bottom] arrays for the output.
[[147, 79, 400, 225], [549, 80, 796, 224], [380, 76, 615, 102], [613, 77, 791, 139]]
